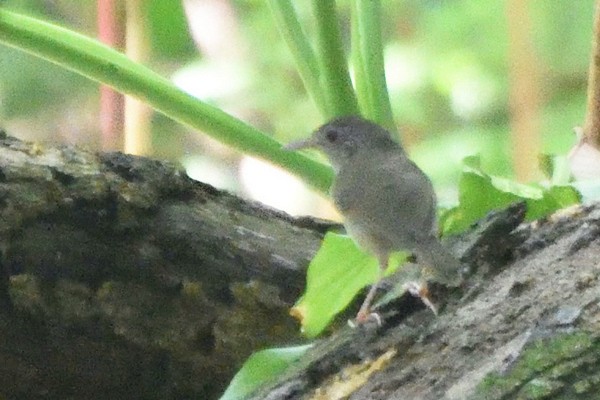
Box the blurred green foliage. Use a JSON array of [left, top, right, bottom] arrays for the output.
[[219, 344, 312, 400], [146, 1, 196, 60], [0, 48, 94, 118], [0, 0, 594, 191], [440, 155, 581, 234]]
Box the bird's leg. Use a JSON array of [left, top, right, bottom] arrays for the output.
[[355, 256, 388, 324]]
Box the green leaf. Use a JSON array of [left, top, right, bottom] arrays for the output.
[[219, 344, 312, 400], [440, 155, 581, 235], [291, 233, 407, 338], [527, 185, 581, 220]]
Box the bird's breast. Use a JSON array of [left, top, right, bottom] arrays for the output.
[[343, 217, 393, 258]]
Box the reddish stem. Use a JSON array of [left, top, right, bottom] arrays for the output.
[[97, 0, 125, 151]]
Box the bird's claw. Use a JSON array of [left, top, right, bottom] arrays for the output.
[[348, 311, 382, 328], [403, 281, 439, 315]]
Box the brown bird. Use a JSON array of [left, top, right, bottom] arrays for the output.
[[286, 116, 462, 323]]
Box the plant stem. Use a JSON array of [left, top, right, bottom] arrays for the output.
[[352, 0, 395, 133], [350, 2, 369, 117], [0, 9, 333, 193], [506, 0, 541, 181], [312, 0, 359, 118], [97, 0, 125, 151], [584, 0, 600, 149], [124, 0, 152, 155], [268, 0, 328, 117]]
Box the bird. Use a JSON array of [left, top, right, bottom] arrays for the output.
[[285, 115, 462, 324]]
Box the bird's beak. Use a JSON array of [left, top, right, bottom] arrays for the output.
[[283, 137, 317, 151]]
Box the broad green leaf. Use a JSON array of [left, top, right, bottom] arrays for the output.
[[441, 156, 581, 235], [291, 233, 407, 338], [220, 344, 312, 400]]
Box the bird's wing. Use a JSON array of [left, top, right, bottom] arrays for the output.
[[333, 156, 436, 249]]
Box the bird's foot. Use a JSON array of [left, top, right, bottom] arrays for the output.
[[403, 281, 439, 315], [348, 311, 382, 328]]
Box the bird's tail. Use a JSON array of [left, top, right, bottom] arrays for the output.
[[415, 236, 463, 287]]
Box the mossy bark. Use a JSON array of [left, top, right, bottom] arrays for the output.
[[1, 133, 599, 400], [0, 133, 328, 399], [247, 202, 600, 400]]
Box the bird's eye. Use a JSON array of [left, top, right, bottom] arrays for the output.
[[325, 129, 338, 143]]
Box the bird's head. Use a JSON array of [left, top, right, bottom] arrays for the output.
[[285, 115, 401, 171]]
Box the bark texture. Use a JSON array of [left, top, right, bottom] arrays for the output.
[[0, 132, 328, 399], [250, 202, 600, 400], [0, 133, 599, 400]]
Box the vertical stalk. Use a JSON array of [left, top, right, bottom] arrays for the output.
[[584, 0, 600, 149], [97, 0, 125, 151], [268, 0, 328, 117], [312, 0, 359, 118], [350, 1, 369, 117], [506, 0, 542, 181], [352, 0, 395, 133], [124, 0, 152, 155]]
